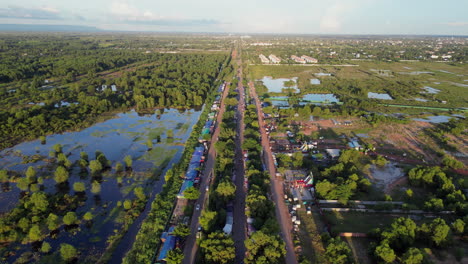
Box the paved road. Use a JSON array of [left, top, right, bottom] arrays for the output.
[[182, 83, 230, 264], [232, 53, 247, 263], [248, 81, 298, 264]]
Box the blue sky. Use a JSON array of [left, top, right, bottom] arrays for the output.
[[0, 0, 467, 35]]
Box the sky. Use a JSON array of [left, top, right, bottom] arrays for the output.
[[0, 0, 467, 35]]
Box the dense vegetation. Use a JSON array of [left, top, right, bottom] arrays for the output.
[[0, 35, 228, 149]]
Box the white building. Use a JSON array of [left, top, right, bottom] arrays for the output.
[[301, 55, 318, 63], [269, 54, 281, 64], [291, 55, 306, 64], [259, 54, 270, 64]]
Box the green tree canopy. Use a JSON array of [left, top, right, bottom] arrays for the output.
[[60, 243, 78, 261], [244, 231, 285, 264], [200, 231, 235, 264], [184, 186, 201, 200], [54, 166, 69, 183]]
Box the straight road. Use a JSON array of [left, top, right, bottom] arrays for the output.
[[248, 81, 298, 264], [182, 82, 230, 264], [232, 56, 247, 263]]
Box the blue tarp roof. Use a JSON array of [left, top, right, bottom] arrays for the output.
[[158, 226, 176, 261], [204, 120, 213, 128]]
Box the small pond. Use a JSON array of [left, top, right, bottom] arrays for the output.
[[258, 76, 299, 93], [412, 115, 455, 123], [368, 92, 393, 100], [315, 73, 332, 77], [421, 86, 441, 94], [310, 79, 321, 85], [303, 93, 340, 103]]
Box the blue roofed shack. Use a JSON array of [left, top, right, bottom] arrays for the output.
[[157, 226, 176, 261]]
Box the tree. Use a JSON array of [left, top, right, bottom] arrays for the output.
[[41, 242, 51, 253], [91, 181, 101, 194], [46, 213, 61, 231], [382, 217, 417, 251], [73, 182, 86, 193], [199, 210, 217, 232], [134, 187, 146, 201], [451, 219, 465, 235], [324, 238, 352, 264], [53, 144, 63, 153], [375, 243, 396, 263], [54, 166, 69, 184], [420, 218, 450, 247], [173, 224, 190, 238], [83, 212, 94, 221], [25, 191, 49, 213], [89, 160, 103, 173], [200, 231, 235, 264], [215, 181, 236, 202], [292, 152, 304, 168], [60, 243, 78, 262], [402, 248, 424, 264], [184, 186, 200, 200], [123, 199, 132, 210], [166, 248, 184, 264], [28, 225, 43, 242], [244, 231, 285, 264], [0, 170, 8, 183], [124, 155, 133, 168], [25, 166, 36, 183], [116, 162, 124, 172], [63, 212, 78, 226]]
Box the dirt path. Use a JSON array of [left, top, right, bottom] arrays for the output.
[[250, 81, 298, 264]]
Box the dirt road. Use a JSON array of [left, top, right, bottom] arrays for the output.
[[249, 81, 298, 264], [182, 83, 230, 264]]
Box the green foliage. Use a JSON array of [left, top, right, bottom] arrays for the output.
[[25, 166, 36, 183], [375, 243, 396, 263], [173, 224, 190, 238], [200, 210, 218, 232], [27, 225, 43, 242], [60, 243, 78, 261], [46, 213, 61, 231], [134, 187, 146, 201], [124, 155, 133, 168], [54, 166, 69, 184], [183, 186, 201, 200], [123, 200, 133, 210], [24, 192, 49, 214], [91, 181, 101, 194], [63, 212, 78, 226], [89, 160, 103, 173], [83, 212, 94, 221], [73, 182, 86, 193], [200, 232, 235, 264], [401, 248, 424, 264], [244, 231, 286, 264], [166, 248, 184, 264], [442, 156, 464, 169], [0, 169, 8, 182], [451, 219, 465, 234], [115, 162, 124, 172], [324, 237, 353, 264], [40, 242, 51, 253], [53, 144, 63, 153], [419, 218, 451, 247]]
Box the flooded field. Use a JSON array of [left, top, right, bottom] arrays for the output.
[[0, 108, 201, 262], [310, 79, 321, 85], [303, 93, 340, 103], [258, 76, 299, 93]]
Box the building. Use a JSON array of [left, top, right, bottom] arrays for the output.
[[259, 54, 270, 64], [301, 55, 318, 63], [157, 226, 176, 261], [291, 55, 306, 64], [348, 140, 362, 150], [326, 149, 341, 159], [269, 54, 281, 64]]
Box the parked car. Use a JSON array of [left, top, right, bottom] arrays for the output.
[[196, 204, 200, 211]]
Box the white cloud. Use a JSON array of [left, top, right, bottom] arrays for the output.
[[445, 22, 468, 27], [0, 5, 62, 20], [319, 1, 349, 33]]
